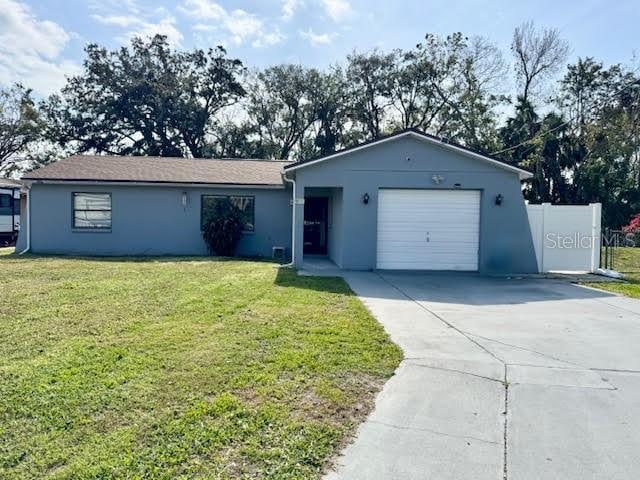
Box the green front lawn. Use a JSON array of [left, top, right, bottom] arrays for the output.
[[0, 253, 402, 479], [590, 247, 640, 298]]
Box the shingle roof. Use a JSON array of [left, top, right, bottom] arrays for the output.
[[22, 155, 292, 187]]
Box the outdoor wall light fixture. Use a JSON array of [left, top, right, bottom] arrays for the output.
[[181, 192, 188, 207], [495, 194, 504, 206], [362, 193, 370, 205]]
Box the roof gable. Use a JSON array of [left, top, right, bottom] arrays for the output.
[[284, 129, 532, 180]]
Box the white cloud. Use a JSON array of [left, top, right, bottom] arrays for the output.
[[0, 0, 80, 95], [282, 0, 299, 20], [252, 28, 286, 48], [90, 1, 183, 47], [321, 0, 352, 21], [181, 0, 285, 48], [300, 28, 335, 46], [89, 0, 141, 16], [179, 0, 225, 20], [91, 14, 141, 28], [225, 10, 263, 44], [120, 17, 184, 47]]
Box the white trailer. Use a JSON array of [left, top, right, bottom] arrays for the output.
[[0, 186, 20, 245]]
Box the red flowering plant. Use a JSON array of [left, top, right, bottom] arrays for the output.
[[623, 213, 640, 234]]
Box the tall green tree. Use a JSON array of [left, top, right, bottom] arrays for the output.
[[211, 66, 355, 160], [500, 23, 573, 204], [207, 119, 258, 159], [0, 84, 41, 175], [243, 64, 319, 159], [387, 33, 471, 133], [345, 50, 395, 139], [43, 35, 245, 158], [558, 59, 640, 226], [345, 34, 505, 152], [304, 68, 358, 157], [500, 98, 575, 203]]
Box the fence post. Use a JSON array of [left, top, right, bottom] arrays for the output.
[[604, 227, 611, 269], [590, 203, 601, 273], [610, 228, 616, 269], [541, 203, 552, 273]]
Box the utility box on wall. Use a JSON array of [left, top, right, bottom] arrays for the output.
[[526, 203, 602, 273]]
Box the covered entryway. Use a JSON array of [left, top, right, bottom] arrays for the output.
[[303, 196, 329, 255], [376, 189, 480, 270], [301, 187, 344, 267]]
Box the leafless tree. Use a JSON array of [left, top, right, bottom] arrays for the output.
[[511, 21, 570, 102], [467, 36, 508, 93]]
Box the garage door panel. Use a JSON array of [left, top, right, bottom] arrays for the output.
[[377, 261, 478, 268], [377, 223, 480, 231], [378, 242, 480, 249], [376, 189, 480, 271], [377, 263, 478, 271], [378, 214, 480, 223], [377, 249, 479, 257], [377, 258, 478, 270], [377, 239, 480, 248], [381, 206, 479, 213], [377, 228, 480, 236], [377, 247, 479, 257], [378, 219, 479, 227]]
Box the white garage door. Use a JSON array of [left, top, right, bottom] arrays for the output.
[[376, 189, 480, 270]]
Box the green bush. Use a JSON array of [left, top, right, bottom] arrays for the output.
[[202, 198, 244, 256]]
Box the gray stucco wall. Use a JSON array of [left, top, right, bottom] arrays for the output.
[[26, 183, 292, 257], [290, 135, 538, 274]]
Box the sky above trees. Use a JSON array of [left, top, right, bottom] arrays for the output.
[[0, 0, 638, 96]]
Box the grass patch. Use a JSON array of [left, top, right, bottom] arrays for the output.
[[589, 247, 640, 298], [0, 254, 402, 479]]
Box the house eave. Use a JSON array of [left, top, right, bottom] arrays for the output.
[[21, 179, 287, 189]]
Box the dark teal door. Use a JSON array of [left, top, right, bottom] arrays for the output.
[[303, 197, 328, 255]]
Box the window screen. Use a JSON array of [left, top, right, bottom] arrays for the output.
[[73, 193, 112, 229]]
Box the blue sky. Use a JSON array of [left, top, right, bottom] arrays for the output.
[[0, 0, 638, 96]]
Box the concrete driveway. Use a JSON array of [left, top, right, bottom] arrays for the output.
[[324, 272, 640, 480]]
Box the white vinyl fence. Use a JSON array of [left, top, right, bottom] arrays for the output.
[[526, 203, 602, 273]]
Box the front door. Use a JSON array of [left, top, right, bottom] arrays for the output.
[[303, 197, 329, 255]]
